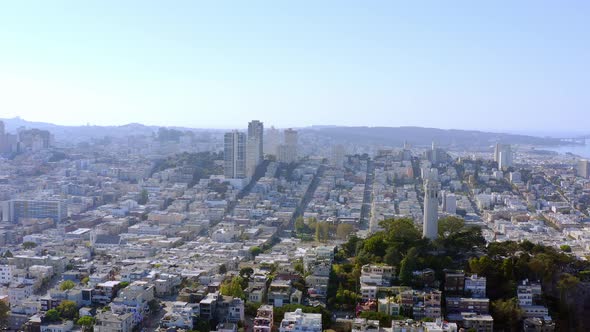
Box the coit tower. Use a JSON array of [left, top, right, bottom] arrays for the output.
[[423, 179, 439, 239]]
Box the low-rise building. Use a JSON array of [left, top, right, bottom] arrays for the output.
[[278, 308, 322, 332]]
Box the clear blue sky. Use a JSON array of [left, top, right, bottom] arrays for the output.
[[1, 1, 589, 134]]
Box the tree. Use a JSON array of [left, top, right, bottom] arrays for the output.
[[22, 241, 37, 249], [0, 300, 8, 328], [219, 264, 227, 274], [57, 300, 78, 320], [45, 309, 61, 322], [81, 276, 90, 285], [294, 259, 305, 275], [245, 302, 262, 317], [315, 222, 329, 242], [491, 298, 523, 332], [560, 245, 572, 253], [118, 281, 130, 289], [336, 224, 354, 240], [138, 189, 149, 205], [77, 316, 95, 331], [220, 276, 246, 299], [60, 280, 76, 291], [437, 216, 464, 236], [249, 246, 263, 257], [399, 247, 418, 286], [295, 217, 307, 234], [239, 267, 254, 280]]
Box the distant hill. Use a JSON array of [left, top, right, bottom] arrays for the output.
[[304, 126, 564, 147], [0, 118, 567, 147], [0, 117, 221, 143]]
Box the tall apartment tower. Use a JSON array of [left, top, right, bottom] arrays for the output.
[[494, 143, 513, 170], [264, 126, 280, 156], [246, 120, 264, 177], [423, 179, 439, 239], [224, 131, 246, 179], [278, 128, 298, 163], [578, 159, 590, 179]]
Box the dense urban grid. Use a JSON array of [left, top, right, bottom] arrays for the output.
[[0, 118, 589, 332]]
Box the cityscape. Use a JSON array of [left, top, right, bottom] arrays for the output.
[[0, 117, 588, 332], [1, 2, 590, 332]]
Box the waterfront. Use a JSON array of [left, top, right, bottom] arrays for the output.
[[544, 139, 590, 159]]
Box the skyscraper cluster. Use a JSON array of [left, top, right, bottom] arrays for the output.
[[225, 122, 300, 179], [224, 120, 265, 180], [494, 143, 513, 170]]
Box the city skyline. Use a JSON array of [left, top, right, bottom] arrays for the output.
[[1, 1, 590, 134]]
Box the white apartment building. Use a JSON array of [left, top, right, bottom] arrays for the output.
[[279, 308, 322, 332]]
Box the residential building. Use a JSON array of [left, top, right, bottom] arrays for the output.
[[1, 199, 67, 223], [446, 297, 489, 315], [253, 305, 273, 332], [577, 159, 590, 179], [94, 312, 134, 332], [279, 308, 322, 332], [360, 264, 395, 286], [224, 131, 246, 179], [461, 312, 494, 332], [524, 317, 556, 332], [246, 120, 264, 178], [464, 274, 486, 298]]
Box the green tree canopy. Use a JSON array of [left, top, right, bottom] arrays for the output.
[[60, 280, 76, 291], [45, 309, 61, 322], [22, 241, 37, 249], [57, 300, 78, 320], [0, 300, 9, 328], [220, 276, 246, 299]]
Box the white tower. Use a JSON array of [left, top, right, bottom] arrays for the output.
[[423, 179, 439, 239]]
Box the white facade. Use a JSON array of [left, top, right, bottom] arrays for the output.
[[224, 131, 246, 179], [423, 179, 439, 239], [279, 308, 322, 332], [494, 143, 513, 170], [0, 265, 12, 283]]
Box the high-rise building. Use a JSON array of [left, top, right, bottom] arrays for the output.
[[331, 145, 346, 168], [278, 128, 298, 163], [264, 126, 280, 156], [284, 128, 298, 146], [494, 143, 513, 170], [1, 199, 68, 223], [578, 159, 590, 179], [224, 131, 246, 179], [423, 179, 439, 239], [246, 120, 264, 177]]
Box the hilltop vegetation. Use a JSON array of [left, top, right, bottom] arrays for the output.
[[331, 217, 590, 330]]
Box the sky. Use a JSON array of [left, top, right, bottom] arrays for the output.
[[0, 1, 589, 134]]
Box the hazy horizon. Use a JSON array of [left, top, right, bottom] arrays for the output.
[[1, 1, 589, 133], [2, 115, 588, 139]]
